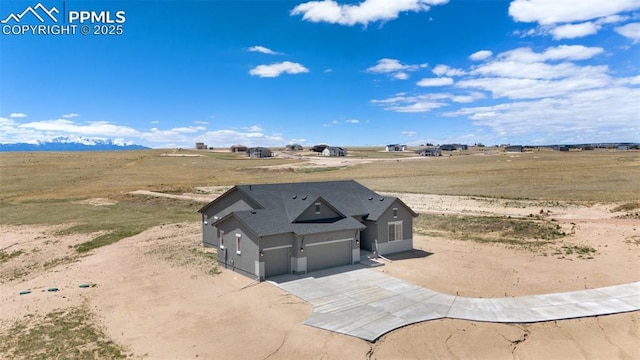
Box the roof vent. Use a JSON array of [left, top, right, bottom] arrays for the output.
[[302, 196, 307, 200], [292, 195, 297, 199], [368, 196, 373, 200], [250, 210, 256, 214], [379, 197, 384, 201]]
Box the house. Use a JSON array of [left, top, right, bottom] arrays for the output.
[[385, 144, 407, 152], [416, 147, 441, 157], [246, 147, 272, 158], [286, 144, 303, 151], [440, 144, 468, 151], [322, 146, 347, 157], [312, 144, 328, 153], [198, 180, 417, 280], [230, 145, 248, 153], [195, 142, 207, 150], [505, 145, 524, 152]]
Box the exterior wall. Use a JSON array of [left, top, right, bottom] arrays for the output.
[[360, 219, 377, 252], [294, 199, 341, 222], [202, 193, 256, 247], [363, 199, 414, 255], [216, 217, 260, 279]]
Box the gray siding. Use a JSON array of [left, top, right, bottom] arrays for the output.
[[216, 217, 259, 278], [202, 190, 256, 246], [294, 199, 341, 222]]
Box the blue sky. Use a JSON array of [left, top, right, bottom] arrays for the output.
[[1, 0, 639, 148]]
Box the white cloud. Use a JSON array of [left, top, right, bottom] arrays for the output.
[[248, 45, 282, 55], [249, 61, 309, 78], [401, 131, 417, 136], [366, 58, 426, 79], [20, 119, 141, 137], [508, 0, 640, 25], [9, 112, 27, 118], [393, 72, 409, 80], [371, 92, 482, 113], [324, 68, 334, 73], [469, 50, 492, 61], [195, 121, 208, 125], [290, 0, 449, 26], [244, 125, 263, 132], [444, 86, 640, 141], [62, 113, 79, 119], [551, 22, 600, 39], [345, 119, 360, 124], [417, 77, 454, 87], [615, 22, 640, 42], [432, 64, 465, 77]]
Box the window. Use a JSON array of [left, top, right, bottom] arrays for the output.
[[236, 234, 242, 255], [315, 202, 321, 214], [392, 208, 398, 218], [388, 221, 403, 241], [219, 230, 225, 249]]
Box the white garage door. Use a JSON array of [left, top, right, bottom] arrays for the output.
[[306, 239, 352, 273]]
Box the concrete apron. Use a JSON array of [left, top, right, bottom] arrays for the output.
[[268, 266, 640, 342]]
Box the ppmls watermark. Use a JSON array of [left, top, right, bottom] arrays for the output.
[[1, 2, 126, 36]]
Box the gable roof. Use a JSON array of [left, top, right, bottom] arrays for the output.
[[201, 180, 415, 237]]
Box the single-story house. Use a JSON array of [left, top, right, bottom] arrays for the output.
[[385, 144, 407, 152], [440, 144, 468, 151], [230, 145, 248, 153], [505, 145, 524, 152], [286, 144, 303, 151], [322, 146, 347, 157], [198, 180, 417, 280], [246, 147, 272, 158], [312, 144, 328, 153], [195, 142, 207, 150], [416, 147, 441, 156]]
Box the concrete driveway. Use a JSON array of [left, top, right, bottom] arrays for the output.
[[269, 266, 640, 342]]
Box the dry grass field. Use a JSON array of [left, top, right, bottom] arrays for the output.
[[0, 148, 638, 359]]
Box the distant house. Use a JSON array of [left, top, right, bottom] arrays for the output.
[[416, 147, 441, 157], [312, 144, 328, 153], [198, 180, 417, 280], [246, 147, 272, 158], [322, 146, 347, 157], [385, 144, 407, 152], [195, 142, 207, 150], [286, 144, 303, 151], [230, 145, 248, 153], [617, 145, 629, 151], [505, 145, 524, 152], [440, 144, 468, 151]]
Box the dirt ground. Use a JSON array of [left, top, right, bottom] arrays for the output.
[[1, 194, 639, 359]]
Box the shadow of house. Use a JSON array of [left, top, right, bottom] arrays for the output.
[[246, 147, 272, 158], [322, 146, 347, 157], [230, 145, 248, 153], [198, 180, 417, 280]]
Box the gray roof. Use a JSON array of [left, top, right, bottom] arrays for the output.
[[208, 180, 414, 237]]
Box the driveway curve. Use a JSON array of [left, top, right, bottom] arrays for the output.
[[269, 266, 640, 342]]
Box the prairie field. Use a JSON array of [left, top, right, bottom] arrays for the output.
[[0, 148, 639, 359]]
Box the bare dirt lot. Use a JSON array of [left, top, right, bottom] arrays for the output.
[[1, 193, 638, 359]]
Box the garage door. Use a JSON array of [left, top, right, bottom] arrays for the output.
[[306, 239, 352, 273], [264, 246, 291, 278]]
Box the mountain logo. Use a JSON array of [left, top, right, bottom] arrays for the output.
[[1, 3, 59, 24]]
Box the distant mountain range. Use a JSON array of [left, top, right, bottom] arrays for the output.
[[0, 136, 149, 152]]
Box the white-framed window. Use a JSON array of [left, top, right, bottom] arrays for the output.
[[388, 221, 403, 242], [315, 202, 321, 214], [219, 230, 225, 249], [392, 208, 398, 218], [235, 233, 242, 255]]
